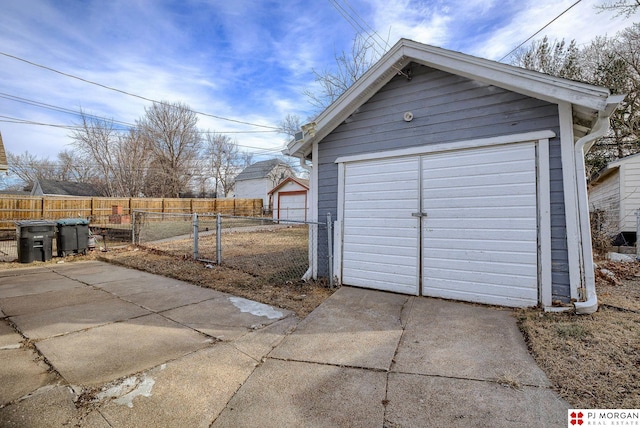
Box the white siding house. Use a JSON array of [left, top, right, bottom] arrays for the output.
[[268, 177, 309, 221], [285, 39, 623, 313], [589, 153, 640, 244], [233, 159, 295, 210]]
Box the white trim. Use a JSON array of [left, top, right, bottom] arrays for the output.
[[538, 139, 553, 308], [558, 103, 582, 301], [335, 162, 346, 286], [309, 142, 320, 279], [335, 131, 556, 164]]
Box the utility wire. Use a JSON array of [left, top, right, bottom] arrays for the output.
[[499, 0, 583, 62], [0, 50, 280, 130]]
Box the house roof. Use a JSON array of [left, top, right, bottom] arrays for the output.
[[0, 132, 8, 172], [235, 159, 291, 182], [31, 179, 102, 197], [268, 177, 310, 195], [590, 152, 640, 185], [286, 38, 623, 159]]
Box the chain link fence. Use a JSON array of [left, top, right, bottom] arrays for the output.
[[133, 211, 333, 286]]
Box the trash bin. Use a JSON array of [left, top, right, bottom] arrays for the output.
[[56, 218, 90, 257], [15, 220, 56, 263]]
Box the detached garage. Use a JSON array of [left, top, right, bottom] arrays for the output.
[[286, 39, 623, 313], [269, 177, 309, 221]]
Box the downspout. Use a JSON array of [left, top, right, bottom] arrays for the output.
[[573, 95, 625, 314]]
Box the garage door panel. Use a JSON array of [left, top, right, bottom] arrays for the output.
[[424, 248, 537, 265], [423, 228, 537, 241], [426, 206, 535, 219], [422, 142, 538, 307], [424, 279, 538, 306], [342, 156, 420, 294], [424, 267, 536, 289]]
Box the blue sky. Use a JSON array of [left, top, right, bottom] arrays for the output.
[[0, 0, 635, 160]]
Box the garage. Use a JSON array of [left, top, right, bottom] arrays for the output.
[[341, 142, 539, 306], [285, 39, 622, 312]]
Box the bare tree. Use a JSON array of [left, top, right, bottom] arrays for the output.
[[138, 101, 202, 197], [304, 35, 381, 111], [7, 151, 53, 186], [112, 128, 153, 197], [70, 110, 118, 195], [278, 114, 303, 138], [56, 150, 96, 183], [512, 26, 640, 176], [202, 132, 244, 198], [596, 0, 640, 17]]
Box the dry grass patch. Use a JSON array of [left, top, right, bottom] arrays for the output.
[[518, 260, 640, 408]]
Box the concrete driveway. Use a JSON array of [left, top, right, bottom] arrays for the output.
[[0, 261, 569, 427]]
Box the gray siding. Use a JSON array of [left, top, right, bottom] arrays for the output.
[[316, 64, 570, 300]]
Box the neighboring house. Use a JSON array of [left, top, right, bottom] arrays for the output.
[[285, 39, 623, 313], [268, 177, 309, 221], [589, 153, 640, 245], [30, 179, 102, 197], [233, 159, 295, 209]]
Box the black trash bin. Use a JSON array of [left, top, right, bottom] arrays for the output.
[[15, 220, 56, 263], [56, 218, 90, 257]]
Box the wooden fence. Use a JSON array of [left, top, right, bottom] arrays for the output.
[[0, 196, 263, 229]]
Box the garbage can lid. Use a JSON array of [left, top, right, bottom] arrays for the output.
[[56, 218, 90, 226], [15, 220, 57, 227]]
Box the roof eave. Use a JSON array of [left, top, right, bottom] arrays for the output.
[[286, 39, 614, 158]]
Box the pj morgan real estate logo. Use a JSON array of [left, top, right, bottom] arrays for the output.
[[569, 409, 640, 426]]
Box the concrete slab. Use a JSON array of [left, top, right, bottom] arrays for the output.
[[119, 284, 224, 312], [35, 313, 212, 386], [233, 315, 299, 361], [385, 373, 569, 427], [53, 263, 156, 285], [0, 274, 81, 299], [0, 385, 112, 428], [213, 359, 386, 428], [11, 297, 152, 340], [161, 296, 292, 341], [0, 319, 23, 349], [0, 267, 53, 278], [393, 298, 551, 387], [95, 275, 209, 297], [0, 286, 114, 317], [98, 344, 258, 427], [270, 286, 408, 370], [0, 347, 59, 405]]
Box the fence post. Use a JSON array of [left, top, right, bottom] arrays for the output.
[[193, 213, 199, 260], [132, 211, 136, 245], [327, 212, 334, 288], [216, 213, 222, 264]]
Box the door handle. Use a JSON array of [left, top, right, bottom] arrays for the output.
[[411, 212, 427, 218]]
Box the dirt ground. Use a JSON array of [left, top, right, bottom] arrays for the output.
[[2, 248, 638, 409]]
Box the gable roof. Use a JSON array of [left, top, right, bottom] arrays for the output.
[[0, 132, 8, 172], [30, 179, 102, 197], [286, 38, 623, 159], [235, 159, 291, 182], [268, 177, 310, 195]]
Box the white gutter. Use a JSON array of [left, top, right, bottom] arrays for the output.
[[573, 95, 625, 314]]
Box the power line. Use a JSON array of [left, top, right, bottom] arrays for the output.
[[0, 50, 280, 130], [498, 0, 583, 62]]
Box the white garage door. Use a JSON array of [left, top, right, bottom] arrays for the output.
[[342, 157, 420, 295], [341, 142, 539, 306], [277, 192, 307, 221], [421, 143, 538, 306]]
